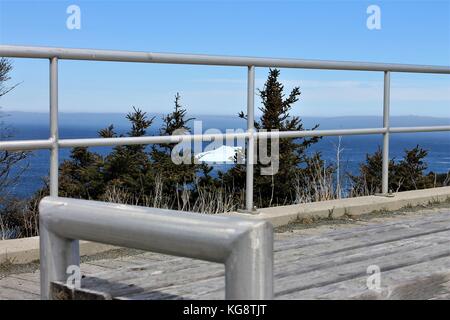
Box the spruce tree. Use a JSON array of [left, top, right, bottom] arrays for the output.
[[100, 107, 153, 195], [150, 93, 209, 197], [350, 145, 433, 194], [222, 68, 322, 207], [59, 147, 104, 199]]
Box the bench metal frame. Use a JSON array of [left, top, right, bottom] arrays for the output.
[[39, 196, 273, 300]]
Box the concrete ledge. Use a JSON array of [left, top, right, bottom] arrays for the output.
[[228, 187, 450, 227], [0, 236, 116, 265], [2, 187, 450, 265]]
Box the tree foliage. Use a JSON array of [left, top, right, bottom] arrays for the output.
[[58, 94, 212, 206], [150, 93, 199, 194], [222, 69, 323, 207], [0, 59, 27, 197], [350, 145, 439, 194], [0, 58, 29, 239]]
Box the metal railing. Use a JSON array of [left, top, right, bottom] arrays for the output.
[[1, 45, 450, 210], [39, 196, 273, 300]]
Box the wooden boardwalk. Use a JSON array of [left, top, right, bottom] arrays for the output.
[[2, 208, 450, 300]]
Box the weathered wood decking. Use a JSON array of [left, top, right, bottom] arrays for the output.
[[2, 208, 450, 300]]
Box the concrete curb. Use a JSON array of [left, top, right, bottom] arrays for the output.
[[0, 237, 116, 265], [2, 187, 450, 265], [228, 186, 450, 227]]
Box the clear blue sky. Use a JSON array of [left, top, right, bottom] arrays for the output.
[[0, 0, 449, 117]]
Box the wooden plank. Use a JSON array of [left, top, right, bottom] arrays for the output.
[[120, 228, 450, 299], [273, 241, 450, 298], [77, 261, 224, 298], [3, 278, 40, 295], [275, 210, 450, 246], [274, 230, 450, 273], [122, 276, 225, 300], [69, 231, 450, 299], [0, 285, 39, 300], [275, 214, 450, 254], [278, 255, 450, 299], [8, 272, 40, 283], [81, 257, 202, 284], [356, 272, 450, 300]]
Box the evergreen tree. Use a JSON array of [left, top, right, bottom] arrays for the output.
[[349, 147, 394, 195], [222, 69, 322, 207], [59, 147, 104, 199], [396, 146, 430, 190], [100, 107, 153, 195], [149, 93, 210, 195], [350, 145, 434, 194]]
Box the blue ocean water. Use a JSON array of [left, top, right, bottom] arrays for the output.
[[2, 112, 450, 198]]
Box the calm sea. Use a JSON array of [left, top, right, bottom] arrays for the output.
[[2, 112, 450, 198]]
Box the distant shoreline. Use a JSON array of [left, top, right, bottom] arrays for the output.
[[2, 110, 450, 120]]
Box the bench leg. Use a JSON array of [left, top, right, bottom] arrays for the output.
[[40, 221, 79, 300], [225, 221, 273, 300]]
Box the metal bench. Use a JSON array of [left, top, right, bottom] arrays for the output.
[[39, 197, 273, 300]]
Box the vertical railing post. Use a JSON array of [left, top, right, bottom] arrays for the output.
[[42, 58, 80, 300], [49, 57, 59, 197], [245, 66, 255, 212], [381, 71, 390, 195]]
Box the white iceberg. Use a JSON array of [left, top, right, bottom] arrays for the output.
[[195, 145, 243, 164]]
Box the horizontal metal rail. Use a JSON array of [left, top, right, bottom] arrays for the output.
[[58, 131, 249, 148], [0, 138, 54, 151], [39, 196, 273, 300], [1, 45, 450, 73], [1, 126, 450, 151], [259, 127, 386, 139], [389, 126, 450, 133]]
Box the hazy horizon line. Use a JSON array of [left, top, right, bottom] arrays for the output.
[[2, 110, 450, 119]]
